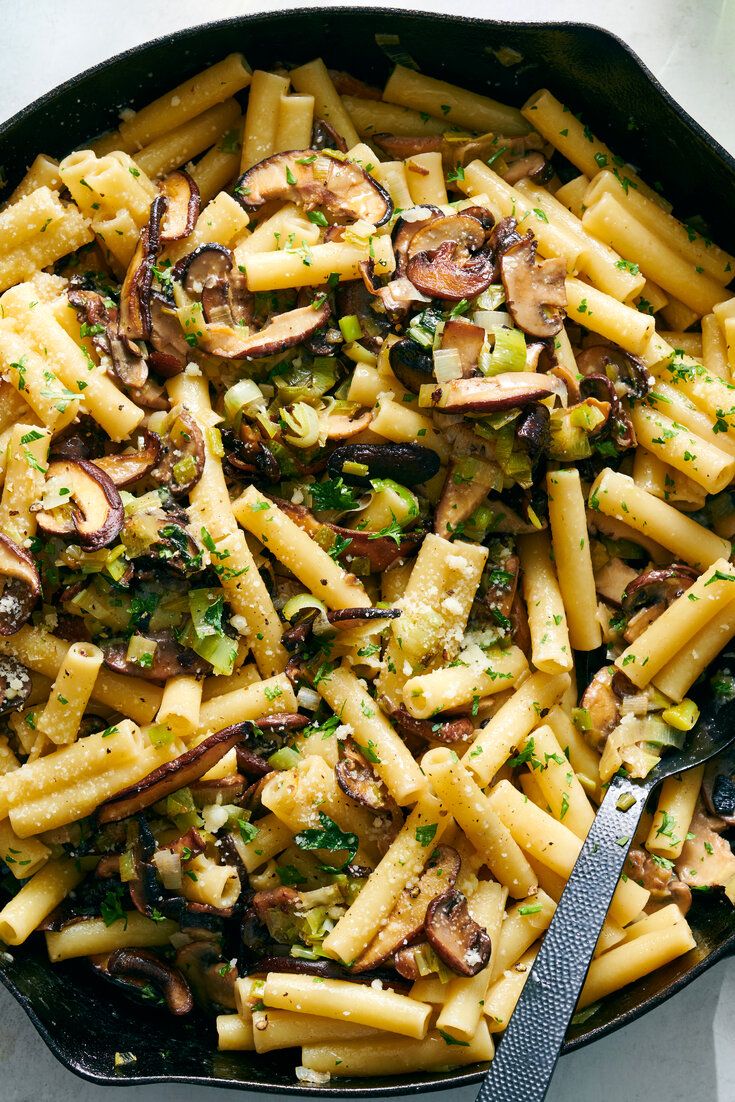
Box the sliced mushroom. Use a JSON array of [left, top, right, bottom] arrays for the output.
[[175, 940, 237, 1010], [352, 845, 461, 972], [435, 456, 499, 539], [407, 222, 495, 301], [234, 150, 392, 227], [102, 630, 210, 683], [336, 740, 395, 811], [472, 554, 520, 632], [424, 887, 492, 977], [35, 459, 124, 551], [223, 425, 280, 484], [579, 374, 636, 452], [622, 565, 697, 616], [576, 344, 651, 400], [703, 750, 735, 826], [327, 442, 440, 487], [234, 747, 272, 778], [121, 506, 203, 575], [201, 301, 331, 360], [421, 372, 557, 414], [675, 805, 735, 888], [151, 408, 206, 497], [440, 318, 485, 377], [626, 846, 692, 916], [324, 407, 373, 441], [0, 535, 41, 636], [92, 429, 163, 488], [392, 206, 443, 276], [503, 151, 551, 186], [499, 233, 567, 338], [107, 948, 193, 1015], [159, 170, 200, 242], [0, 655, 31, 712], [327, 607, 401, 628], [515, 403, 551, 458], [68, 282, 148, 390], [118, 193, 166, 340], [579, 667, 620, 753], [388, 337, 435, 394], [390, 706, 474, 746], [98, 724, 247, 822], [177, 242, 234, 295], [332, 277, 391, 353], [148, 291, 191, 376], [277, 498, 423, 573]]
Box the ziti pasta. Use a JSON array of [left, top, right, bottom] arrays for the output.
[[0, 49, 734, 1085]]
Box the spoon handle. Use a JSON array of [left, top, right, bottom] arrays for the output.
[[477, 773, 648, 1102]]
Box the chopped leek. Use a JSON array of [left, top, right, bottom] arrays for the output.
[[281, 402, 320, 448], [479, 327, 526, 376], [224, 378, 264, 421], [282, 594, 328, 621], [338, 315, 363, 342], [268, 746, 302, 770], [661, 699, 700, 731], [433, 346, 463, 382], [475, 285, 506, 310]]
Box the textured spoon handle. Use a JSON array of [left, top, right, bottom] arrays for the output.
[[477, 773, 648, 1102]]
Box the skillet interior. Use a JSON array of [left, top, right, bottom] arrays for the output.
[[0, 7, 734, 1092]]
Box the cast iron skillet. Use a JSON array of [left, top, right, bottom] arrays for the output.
[[0, 7, 734, 1093]]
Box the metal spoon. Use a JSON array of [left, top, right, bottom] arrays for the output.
[[476, 676, 735, 1102]]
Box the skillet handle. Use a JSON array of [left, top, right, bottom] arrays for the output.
[[476, 773, 648, 1102]]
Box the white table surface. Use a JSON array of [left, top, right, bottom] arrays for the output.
[[1, 1, 734, 1099]]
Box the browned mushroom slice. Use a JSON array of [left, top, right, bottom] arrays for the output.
[[408, 238, 495, 301], [0, 655, 31, 712], [390, 706, 474, 746], [440, 318, 485, 377], [434, 456, 499, 539], [515, 402, 551, 457], [406, 212, 489, 261], [148, 292, 190, 377], [68, 283, 148, 390], [352, 845, 461, 973], [425, 887, 491, 977], [375, 135, 443, 160], [575, 343, 650, 400], [177, 242, 233, 294], [102, 631, 210, 683], [223, 425, 280, 484], [107, 948, 194, 1015], [676, 805, 735, 888], [579, 667, 621, 753], [389, 337, 435, 394], [325, 408, 373, 441], [98, 724, 247, 822], [391, 206, 443, 276], [328, 70, 382, 100], [422, 372, 556, 414], [311, 117, 349, 152], [0, 535, 41, 636], [201, 301, 331, 360], [159, 170, 200, 242], [327, 442, 440, 487], [92, 429, 162, 488], [503, 150, 550, 186], [175, 940, 238, 1010], [336, 740, 395, 811], [152, 409, 206, 497], [276, 498, 423, 572], [620, 565, 697, 643], [35, 459, 124, 551], [473, 554, 520, 631], [234, 150, 392, 227], [578, 374, 635, 451], [118, 193, 166, 340], [499, 233, 567, 338]]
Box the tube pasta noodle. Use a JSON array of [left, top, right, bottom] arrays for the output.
[[614, 558, 735, 688], [241, 72, 291, 171], [582, 192, 728, 316], [322, 793, 449, 963], [2, 49, 735, 1084], [240, 234, 395, 291], [422, 748, 537, 897], [289, 59, 360, 149], [35, 642, 104, 745], [263, 972, 430, 1039], [45, 912, 178, 961], [233, 487, 370, 611], [546, 469, 601, 651], [134, 99, 242, 179], [518, 530, 573, 674], [465, 672, 570, 785], [488, 780, 649, 926], [589, 468, 731, 570], [0, 856, 88, 945], [315, 662, 426, 805], [645, 765, 705, 860]]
